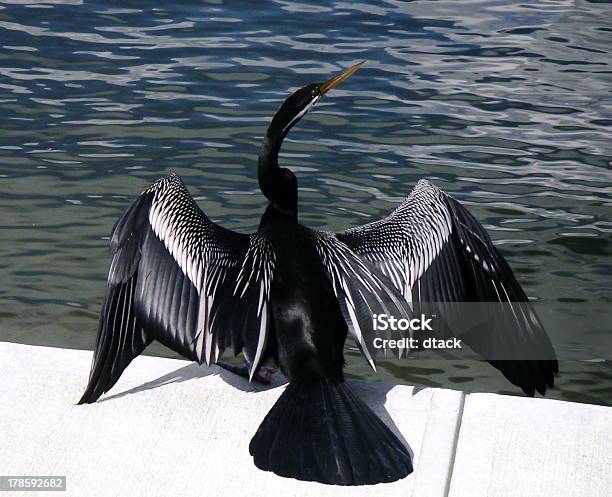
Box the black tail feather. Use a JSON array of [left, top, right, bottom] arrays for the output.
[[249, 378, 412, 485]]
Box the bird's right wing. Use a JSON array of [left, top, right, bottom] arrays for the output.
[[312, 231, 413, 369], [336, 179, 557, 396], [79, 174, 275, 403]]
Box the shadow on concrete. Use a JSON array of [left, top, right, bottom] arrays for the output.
[[98, 360, 417, 462], [348, 379, 416, 460], [411, 384, 428, 396], [98, 361, 286, 404]]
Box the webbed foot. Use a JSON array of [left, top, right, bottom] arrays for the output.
[[217, 361, 278, 384]]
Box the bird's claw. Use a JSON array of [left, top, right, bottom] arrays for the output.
[[255, 366, 278, 384], [217, 361, 277, 384]]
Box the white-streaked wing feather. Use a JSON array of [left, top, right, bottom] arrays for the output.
[[336, 179, 557, 396], [104, 174, 276, 378], [313, 231, 412, 369]]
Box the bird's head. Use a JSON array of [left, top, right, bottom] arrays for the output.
[[266, 61, 365, 143], [258, 61, 365, 218]]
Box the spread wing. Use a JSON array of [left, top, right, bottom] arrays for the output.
[[336, 179, 558, 396], [312, 231, 413, 369], [79, 174, 275, 403]]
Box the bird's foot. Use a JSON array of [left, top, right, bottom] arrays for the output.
[[256, 366, 278, 383], [217, 361, 277, 384]]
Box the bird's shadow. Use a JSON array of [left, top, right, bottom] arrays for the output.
[[96, 361, 419, 460], [347, 379, 417, 460], [97, 361, 282, 403]]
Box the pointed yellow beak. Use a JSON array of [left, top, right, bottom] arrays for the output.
[[320, 61, 365, 96]]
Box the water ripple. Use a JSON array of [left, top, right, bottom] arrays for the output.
[[0, 0, 610, 404]]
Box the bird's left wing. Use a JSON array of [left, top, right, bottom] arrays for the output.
[[79, 174, 275, 403]]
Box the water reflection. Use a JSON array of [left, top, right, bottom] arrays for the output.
[[0, 0, 610, 405]]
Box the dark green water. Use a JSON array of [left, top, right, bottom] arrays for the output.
[[0, 1, 610, 405]]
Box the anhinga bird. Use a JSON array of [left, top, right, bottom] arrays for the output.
[[79, 62, 557, 485]]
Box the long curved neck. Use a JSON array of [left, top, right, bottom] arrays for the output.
[[258, 129, 281, 196], [258, 124, 297, 219]]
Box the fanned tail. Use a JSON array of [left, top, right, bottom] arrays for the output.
[[249, 378, 412, 485]]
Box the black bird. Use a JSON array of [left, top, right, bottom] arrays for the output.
[[78, 62, 557, 485]]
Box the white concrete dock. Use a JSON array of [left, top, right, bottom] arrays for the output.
[[0, 341, 610, 497]]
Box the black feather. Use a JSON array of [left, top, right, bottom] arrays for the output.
[[79, 174, 277, 402], [338, 179, 558, 396], [250, 378, 412, 485]]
